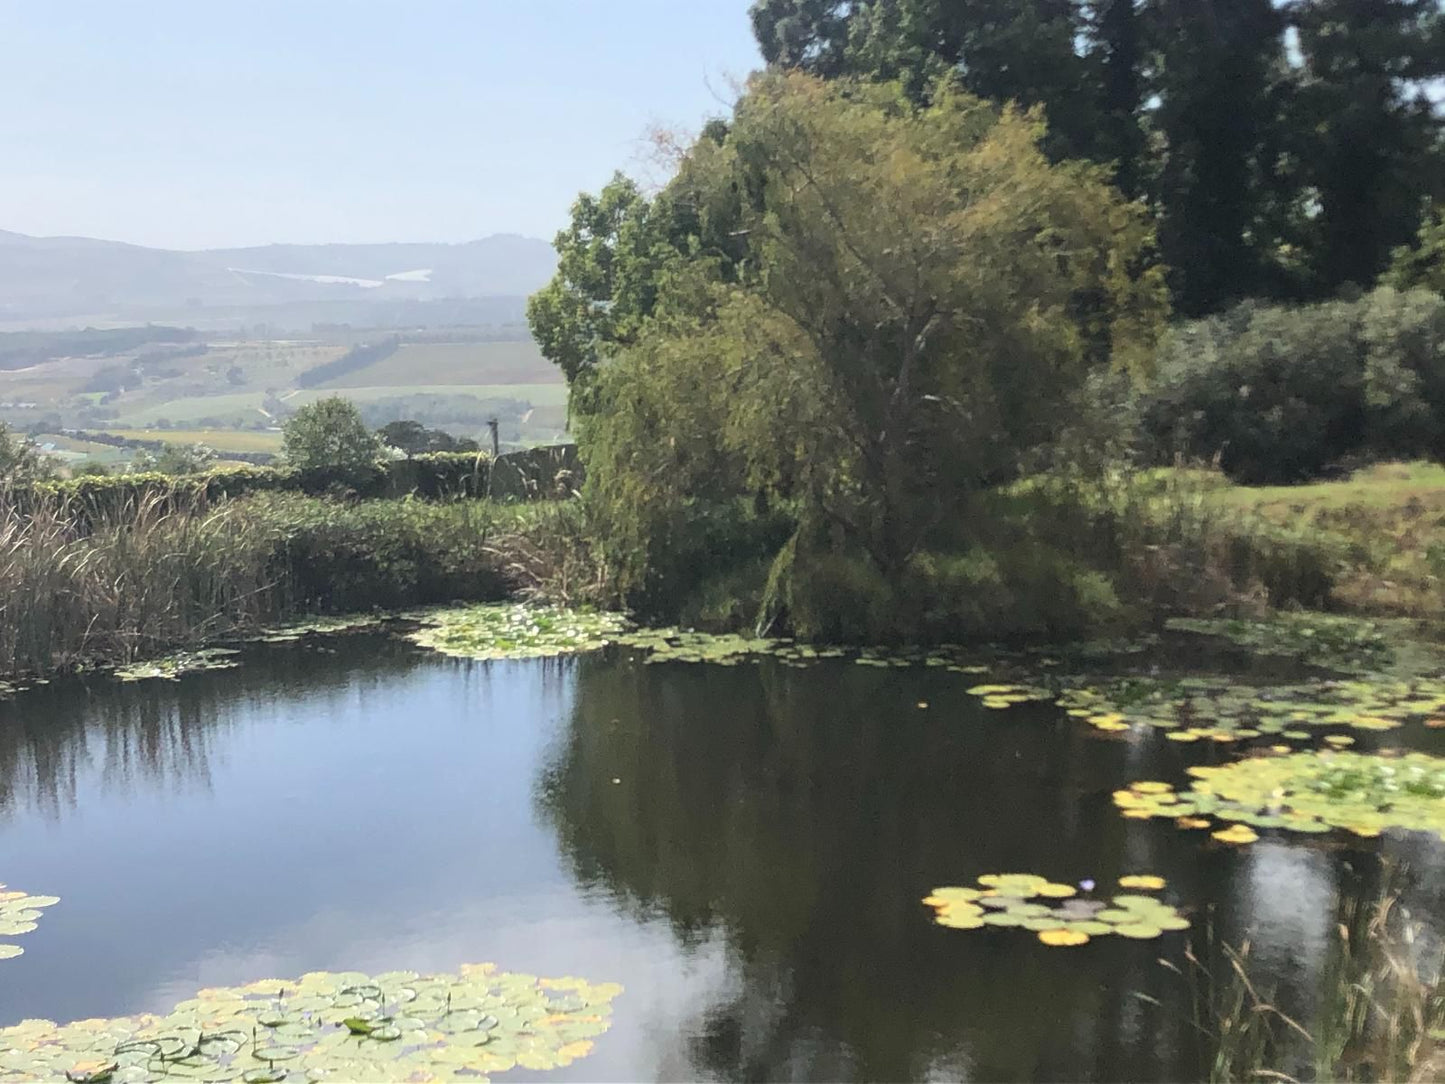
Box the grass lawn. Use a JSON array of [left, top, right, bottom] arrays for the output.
[[1202, 462, 1445, 616]]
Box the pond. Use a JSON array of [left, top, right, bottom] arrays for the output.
[[2, 625, 1444, 1081]]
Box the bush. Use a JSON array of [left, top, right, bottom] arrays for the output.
[[2, 452, 501, 525], [1136, 287, 1445, 483], [282, 397, 383, 477]]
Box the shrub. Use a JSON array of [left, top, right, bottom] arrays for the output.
[[281, 397, 383, 477], [1137, 287, 1445, 483]]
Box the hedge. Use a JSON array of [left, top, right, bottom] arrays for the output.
[[2, 446, 582, 522]]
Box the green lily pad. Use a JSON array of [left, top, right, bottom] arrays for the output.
[[1114, 750, 1445, 843], [0, 882, 59, 960], [925, 873, 1189, 944], [406, 604, 633, 661], [0, 963, 622, 1083]]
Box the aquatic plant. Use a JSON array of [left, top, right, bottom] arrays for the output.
[[1144, 883, 1445, 1083], [616, 629, 793, 665], [113, 649, 241, 683], [0, 964, 621, 1082], [245, 615, 387, 645], [0, 885, 59, 961], [1114, 751, 1445, 842], [1164, 613, 1400, 672], [923, 872, 1188, 945], [405, 604, 632, 661], [1057, 673, 1445, 742]]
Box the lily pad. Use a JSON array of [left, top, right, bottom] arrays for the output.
[[1114, 750, 1445, 844], [925, 873, 1189, 945], [113, 649, 240, 683], [406, 604, 633, 661], [0, 883, 59, 959], [0, 963, 621, 1082]]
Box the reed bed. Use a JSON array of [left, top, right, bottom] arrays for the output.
[[0, 487, 537, 678]]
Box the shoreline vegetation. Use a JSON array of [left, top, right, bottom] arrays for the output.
[[5, 457, 1445, 687]]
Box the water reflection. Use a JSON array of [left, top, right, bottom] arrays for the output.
[[0, 637, 1440, 1082], [540, 656, 1233, 1080], [0, 639, 426, 820]]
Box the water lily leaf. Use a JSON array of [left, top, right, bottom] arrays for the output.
[[1038, 929, 1090, 947], [0, 964, 622, 1083], [981, 912, 1026, 927], [1114, 923, 1165, 939], [1117, 875, 1166, 891], [1036, 883, 1077, 898]]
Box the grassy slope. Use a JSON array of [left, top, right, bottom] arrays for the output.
[[1207, 462, 1445, 616], [320, 341, 560, 389]]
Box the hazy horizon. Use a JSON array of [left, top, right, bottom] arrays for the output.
[[1, 0, 761, 250]]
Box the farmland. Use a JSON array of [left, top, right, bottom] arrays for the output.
[[0, 325, 568, 463]]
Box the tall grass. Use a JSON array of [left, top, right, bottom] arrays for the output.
[[1148, 883, 1445, 1082], [0, 487, 532, 678]]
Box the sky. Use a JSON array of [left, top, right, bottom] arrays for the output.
[[0, 1, 762, 249]]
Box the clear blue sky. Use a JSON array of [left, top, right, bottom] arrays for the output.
[[0, 1, 761, 249]]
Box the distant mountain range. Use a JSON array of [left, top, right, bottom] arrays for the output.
[[0, 230, 557, 329]]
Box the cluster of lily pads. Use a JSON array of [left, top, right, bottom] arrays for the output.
[[1163, 614, 1399, 673], [922, 873, 1189, 946], [0, 964, 621, 1083], [404, 604, 632, 661], [113, 649, 242, 683], [244, 615, 388, 645], [0, 885, 59, 961], [1114, 750, 1445, 843], [1050, 674, 1445, 743]]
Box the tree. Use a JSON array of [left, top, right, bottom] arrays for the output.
[[281, 397, 382, 473], [0, 424, 55, 483], [1091, 0, 1148, 199], [580, 73, 1167, 605], [377, 420, 481, 456], [526, 126, 752, 397], [132, 442, 216, 475], [524, 176, 662, 388], [1151, 0, 1293, 314], [1387, 202, 1445, 294], [755, 0, 1106, 164], [1291, 0, 1445, 292], [750, 0, 854, 75]]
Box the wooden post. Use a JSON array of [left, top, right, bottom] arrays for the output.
[[487, 419, 499, 458]]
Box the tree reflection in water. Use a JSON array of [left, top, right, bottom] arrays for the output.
[[539, 652, 1418, 1082]]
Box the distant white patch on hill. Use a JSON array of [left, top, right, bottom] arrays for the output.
[[385, 268, 433, 283], [228, 267, 386, 289]]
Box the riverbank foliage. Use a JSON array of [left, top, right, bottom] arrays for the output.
[[0, 490, 561, 679]]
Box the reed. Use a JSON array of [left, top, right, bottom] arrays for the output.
[[0, 487, 530, 679]]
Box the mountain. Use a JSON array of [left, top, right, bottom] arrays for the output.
[[0, 230, 557, 328]]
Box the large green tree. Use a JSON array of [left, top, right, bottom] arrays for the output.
[[1151, 0, 1293, 313], [747, 0, 1445, 312], [567, 73, 1166, 605], [1291, 0, 1445, 292]]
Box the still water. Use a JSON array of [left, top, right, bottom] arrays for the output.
[[0, 634, 1441, 1081]]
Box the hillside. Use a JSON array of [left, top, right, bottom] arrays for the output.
[[0, 326, 568, 461], [0, 230, 556, 328]]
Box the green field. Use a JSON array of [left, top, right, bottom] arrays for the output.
[[321, 341, 558, 389], [103, 428, 285, 453]]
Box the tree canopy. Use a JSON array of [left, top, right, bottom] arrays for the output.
[[281, 397, 383, 475], [537, 73, 1167, 616], [746, 0, 1445, 314]]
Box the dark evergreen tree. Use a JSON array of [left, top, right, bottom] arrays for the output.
[[1090, 0, 1148, 198], [1291, 0, 1445, 292], [1150, 0, 1290, 314]]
